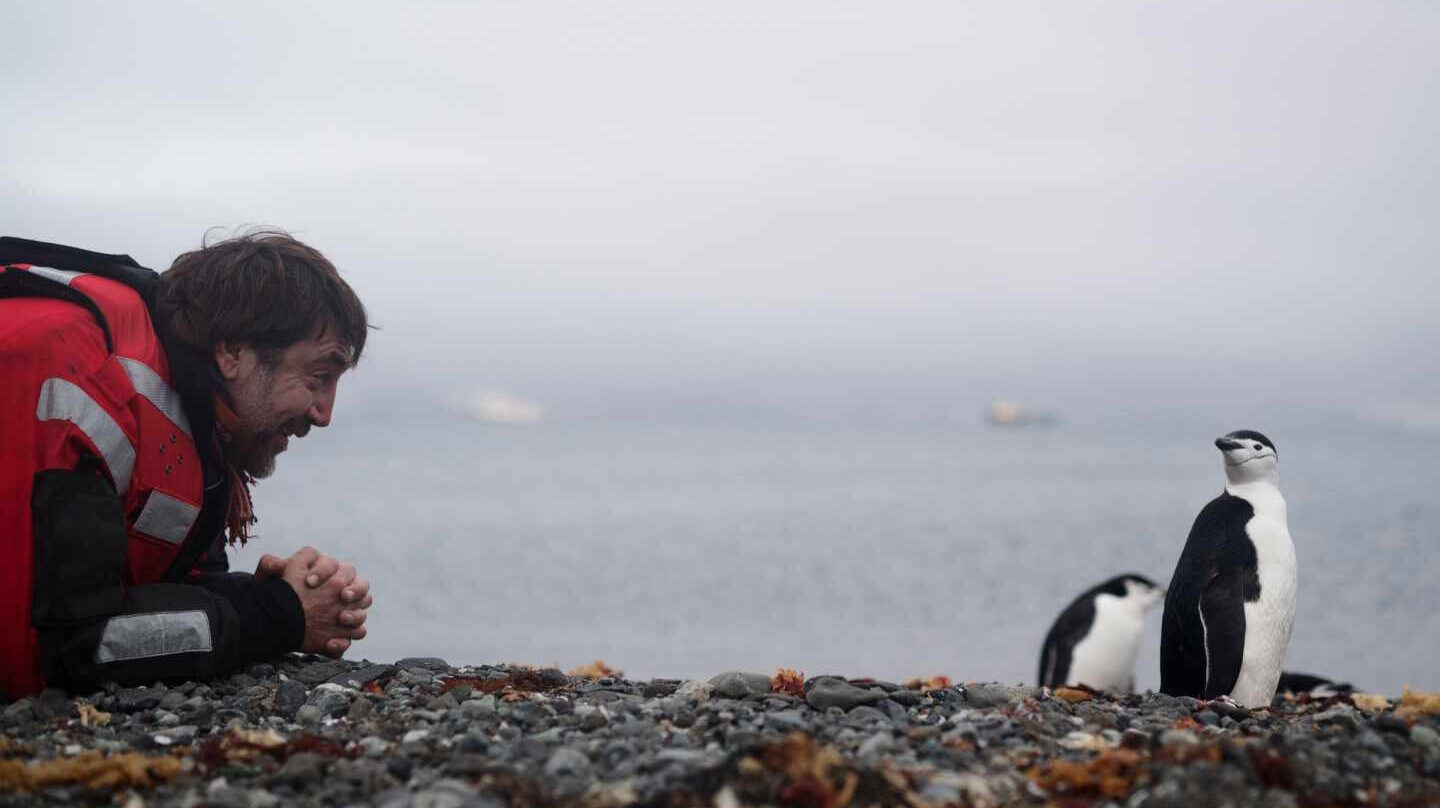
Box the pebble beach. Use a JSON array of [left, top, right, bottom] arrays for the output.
[[3, 656, 1439, 808]]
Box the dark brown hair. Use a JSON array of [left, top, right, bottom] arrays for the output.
[[156, 229, 369, 366]]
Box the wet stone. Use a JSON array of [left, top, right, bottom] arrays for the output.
[[396, 657, 451, 672], [708, 671, 773, 699], [306, 683, 352, 717], [806, 677, 887, 711], [292, 660, 353, 685], [962, 685, 1028, 709], [1, 698, 35, 726], [275, 679, 308, 716], [116, 687, 163, 712]]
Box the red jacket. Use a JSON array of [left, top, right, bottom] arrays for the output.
[[0, 238, 303, 698]]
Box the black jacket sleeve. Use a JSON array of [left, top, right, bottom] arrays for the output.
[[31, 463, 304, 692]]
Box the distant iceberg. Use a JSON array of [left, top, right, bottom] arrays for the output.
[[460, 390, 545, 425], [986, 399, 1059, 428]]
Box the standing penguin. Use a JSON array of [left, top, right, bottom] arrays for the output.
[[1039, 573, 1164, 692], [1161, 430, 1297, 708]]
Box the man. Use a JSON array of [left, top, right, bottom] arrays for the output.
[[0, 232, 373, 699]]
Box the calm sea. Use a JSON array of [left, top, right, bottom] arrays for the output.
[[233, 417, 1439, 694]]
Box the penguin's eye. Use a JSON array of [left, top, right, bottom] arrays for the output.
[[1253, 444, 1262, 451]]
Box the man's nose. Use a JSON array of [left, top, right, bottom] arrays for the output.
[[308, 389, 335, 428]]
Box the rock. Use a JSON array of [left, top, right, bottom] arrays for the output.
[[1160, 729, 1201, 749], [1, 698, 35, 726], [274, 679, 308, 716], [805, 678, 887, 712], [575, 705, 609, 731], [413, 779, 481, 808], [1212, 701, 1252, 722], [1411, 725, 1440, 760], [846, 705, 891, 724], [655, 748, 717, 767], [29, 689, 73, 721], [1314, 705, 1361, 731], [386, 756, 414, 782], [765, 710, 808, 732], [459, 697, 497, 722], [427, 693, 460, 711], [153, 725, 198, 745], [858, 731, 894, 759], [306, 683, 351, 718], [292, 660, 353, 685], [708, 671, 773, 699], [675, 680, 713, 703], [358, 736, 390, 757], [643, 680, 682, 698], [295, 704, 323, 725], [348, 696, 375, 720], [544, 747, 591, 777], [396, 657, 451, 672], [272, 751, 327, 785], [963, 684, 1028, 709], [328, 664, 397, 689], [116, 687, 162, 712]]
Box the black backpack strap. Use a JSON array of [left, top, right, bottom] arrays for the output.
[[0, 237, 160, 304]]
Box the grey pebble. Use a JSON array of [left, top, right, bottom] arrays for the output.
[[708, 671, 773, 699], [396, 657, 452, 672], [544, 747, 591, 777], [805, 677, 887, 711]]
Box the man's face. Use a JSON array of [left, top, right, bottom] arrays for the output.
[[214, 332, 351, 478]]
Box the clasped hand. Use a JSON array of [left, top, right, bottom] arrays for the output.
[[255, 547, 373, 657]]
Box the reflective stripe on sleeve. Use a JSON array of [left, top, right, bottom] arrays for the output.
[[94, 610, 213, 664], [117, 357, 193, 436], [131, 491, 201, 545], [36, 378, 136, 493], [27, 266, 85, 286]]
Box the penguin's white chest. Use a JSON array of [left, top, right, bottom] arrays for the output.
[[1231, 508, 1297, 708], [1067, 595, 1144, 692]]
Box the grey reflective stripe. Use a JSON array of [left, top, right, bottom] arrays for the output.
[[131, 491, 201, 545], [27, 266, 85, 286], [36, 378, 136, 493], [95, 611, 213, 664], [117, 357, 192, 436]]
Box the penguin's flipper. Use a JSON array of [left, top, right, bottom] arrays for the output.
[[1161, 571, 1211, 697], [1038, 595, 1096, 688], [1198, 568, 1247, 699]]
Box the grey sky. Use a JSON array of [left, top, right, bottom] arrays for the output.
[[5, 1, 1439, 426]]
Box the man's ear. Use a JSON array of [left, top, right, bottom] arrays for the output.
[[213, 341, 252, 382]]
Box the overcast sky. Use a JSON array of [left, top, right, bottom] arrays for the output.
[[5, 1, 1438, 428]]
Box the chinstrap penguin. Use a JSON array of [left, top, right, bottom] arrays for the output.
[[1277, 671, 1354, 698], [1161, 430, 1297, 708], [1039, 573, 1164, 692]]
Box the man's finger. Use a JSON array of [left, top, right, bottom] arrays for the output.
[[325, 637, 350, 656], [254, 554, 287, 579], [329, 563, 358, 591], [347, 625, 367, 641], [341, 576, 370, 604], [339, 608, 368, 628], [305, 554, 339, 588]]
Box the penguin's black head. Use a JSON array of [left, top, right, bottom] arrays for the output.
[[1215, 429, 1279, 480], [1098, 573, 1165, 611]]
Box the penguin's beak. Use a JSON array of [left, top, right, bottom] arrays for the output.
[[1214, 437, 1242, 451]]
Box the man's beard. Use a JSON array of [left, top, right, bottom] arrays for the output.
[[223, 367, 287, 480]]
